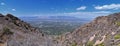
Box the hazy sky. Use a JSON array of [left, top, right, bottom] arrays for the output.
[[0, 0, 120, 18]]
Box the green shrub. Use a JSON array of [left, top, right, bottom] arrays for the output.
[[96, 43, 104, 46], [86, 41, 94, 46], [115, 22, 120, 26], [71, 42, 77, 46], [117, 43, 120, 46], [3, 27, 13, 35], [114, 34, 120, 39]]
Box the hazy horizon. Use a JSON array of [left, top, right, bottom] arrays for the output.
[[0, 0, 120, 19]]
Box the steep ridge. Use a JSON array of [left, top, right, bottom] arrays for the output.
[[56, 12, 120, 46], [0, 14, 56, 46]]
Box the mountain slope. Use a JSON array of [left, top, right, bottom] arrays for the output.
[[1, 12, 120, 46], [0, 14, 56, 46], [56, 12, 120, 46]]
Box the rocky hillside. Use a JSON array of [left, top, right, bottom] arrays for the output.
[[0, 14, 56, 46], [55, 12, 120, 46], [1, 12, 120, 46]]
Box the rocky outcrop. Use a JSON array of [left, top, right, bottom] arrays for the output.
[[56, 12, 120, 46]]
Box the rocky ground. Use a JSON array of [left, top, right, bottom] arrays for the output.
[[0, 14, 57, 46], [56, 12, 120, 46]]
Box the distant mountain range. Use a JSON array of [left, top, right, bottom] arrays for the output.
[[19, 15, 90, 35], [19, 15, 91, 23]]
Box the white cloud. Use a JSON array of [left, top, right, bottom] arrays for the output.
[[12, 9, 16, 11], [63, 11, 111, 18], [95, 4, 120, 10], [1, 2, 5, 5], [76, 6, 86, 10]]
